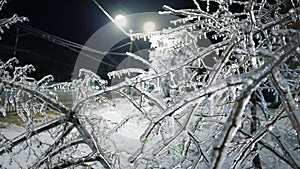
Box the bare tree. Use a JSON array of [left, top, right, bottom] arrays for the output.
[[1, 0, 300, 168]]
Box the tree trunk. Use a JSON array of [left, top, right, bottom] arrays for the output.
[[251, 93, 262, 169]]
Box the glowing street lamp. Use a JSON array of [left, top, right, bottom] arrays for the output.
[[114, 14, 127, 28], [143, 21, 156, 33]]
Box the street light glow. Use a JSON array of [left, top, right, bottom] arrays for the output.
[[143, 21, 156, 33], [114, 14, 127, 28]]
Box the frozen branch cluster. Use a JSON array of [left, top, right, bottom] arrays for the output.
[[1, 0, 300, 168], [0, 0, 28, 40]]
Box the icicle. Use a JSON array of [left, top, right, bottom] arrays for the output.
[[272, 37, 276, 44], [0, 106, 6, 117], [108, 68, 147, 79], [255, 33, 260, 39], [215, 50, 220, 56], [289, 8, 298, 22], [282, 36, 286, 45], [206, 0, 210, 12]]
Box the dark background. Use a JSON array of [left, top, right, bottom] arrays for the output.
[[0, 0, 196, 81]]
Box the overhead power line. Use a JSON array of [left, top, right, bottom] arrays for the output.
[[15, 23, 129, 68]]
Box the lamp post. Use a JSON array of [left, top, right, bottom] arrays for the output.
[[93, 0, 159, 100]]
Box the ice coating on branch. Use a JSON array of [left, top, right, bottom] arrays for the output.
[[108, 68, 147, 79], [78, 68, 108, 86], [0, 3, 28, 39]]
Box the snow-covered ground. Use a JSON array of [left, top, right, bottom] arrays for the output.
[[90, 98, 151, 154], [0, 98, 299, 169], [0, 98, 153, 168]]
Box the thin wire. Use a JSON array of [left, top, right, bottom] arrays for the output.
[[18, 24, 105, 54], [15, 24, 119, 67], [16, 24, 134, 67], [0, 10, 134, 68], [110, 41, 131, 51], [18, 23, 130, 57], [13, 28, 19, 57]]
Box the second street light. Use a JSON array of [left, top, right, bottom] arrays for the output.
[[143, 21, 156, 33]]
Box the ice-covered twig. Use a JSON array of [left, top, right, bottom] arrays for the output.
[[129, 75, 244, 163], [0, 116, 68, 155], [269, 131, 299, 169], [71, 117, 112, 169], [231, 107, 286, 169], [108, 68, 147, 79], [0, 77, 70, 115], [133, 85, 166, 110], [152, 104, 197, 155], [270, 72, 300, 144], [211, 42, 296, 169], [31, 124, 75, 168]]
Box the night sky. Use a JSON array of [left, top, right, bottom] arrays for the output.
[[0, 0, 196, 81]]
